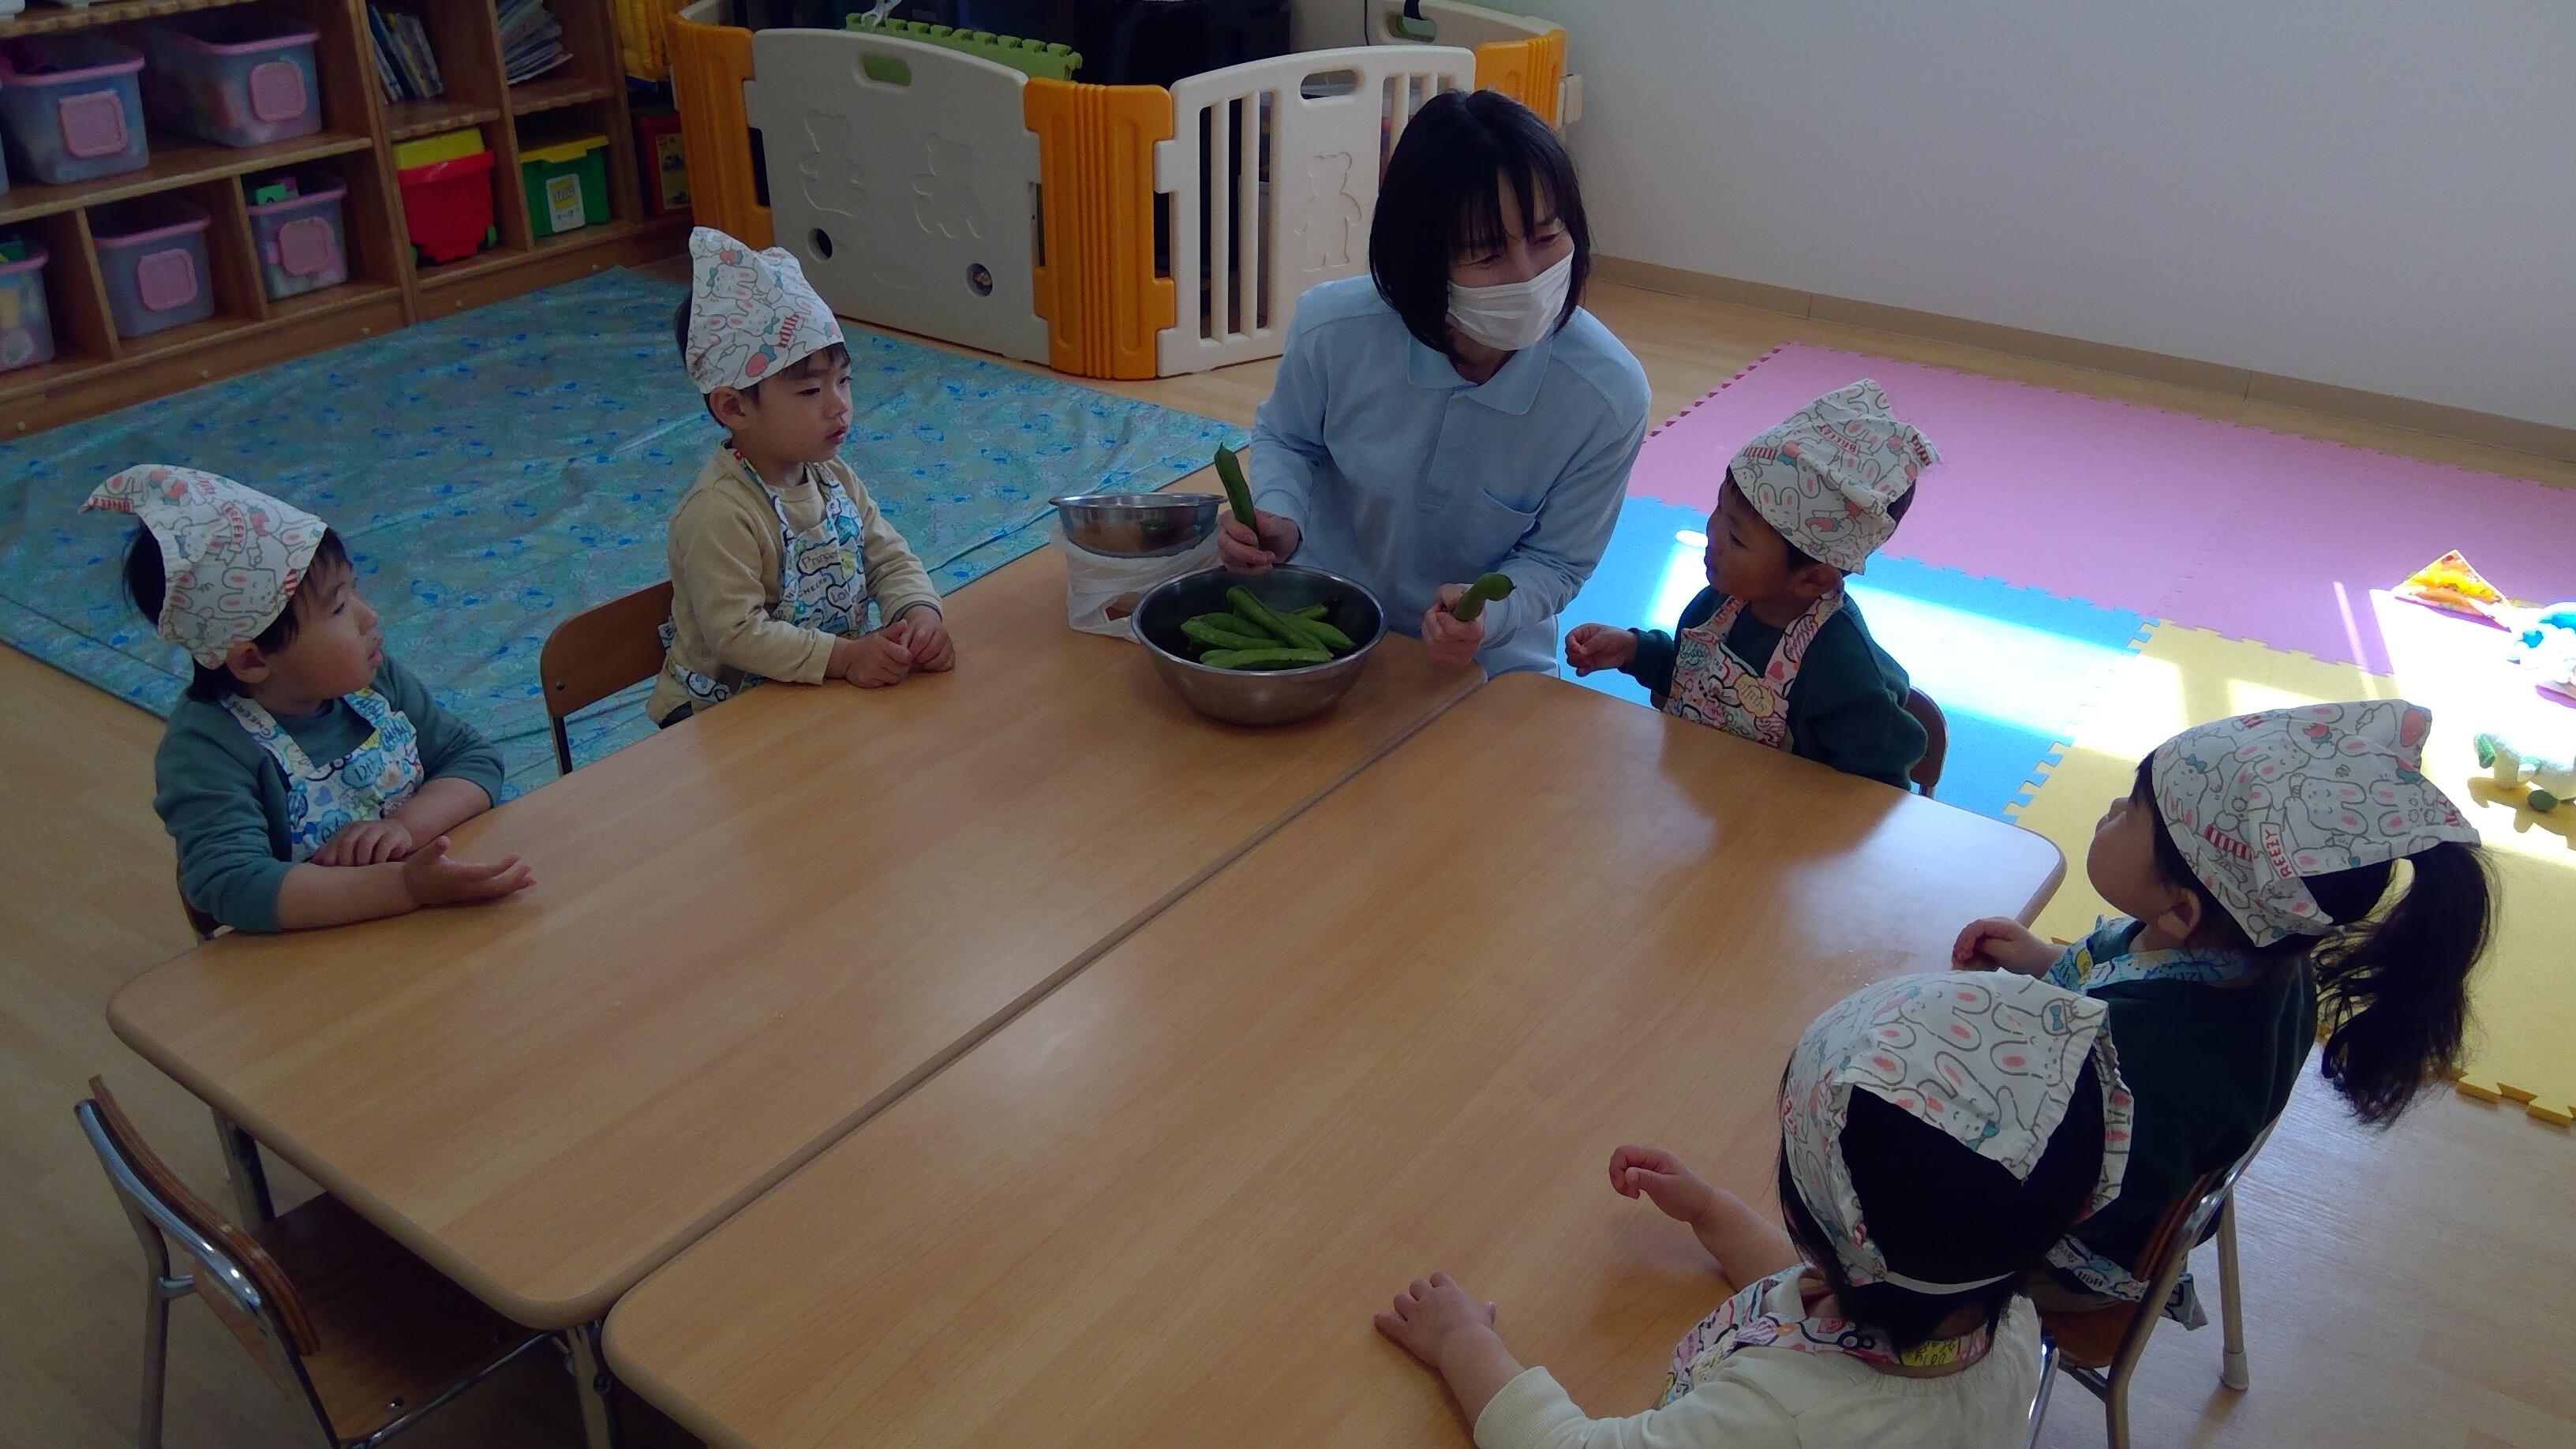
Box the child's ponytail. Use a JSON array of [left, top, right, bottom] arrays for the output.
[[2312, 841, 2496, 1127]]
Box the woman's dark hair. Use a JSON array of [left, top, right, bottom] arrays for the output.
[[1780, 1057, 2108, 1351], [123, 525, 350, 701], [2131, 756, 2493, 1127], [1368, 89, 1592, 359]]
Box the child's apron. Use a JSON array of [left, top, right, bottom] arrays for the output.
[[2041, 918, 2260, 1327], [1662, 593, 1841, 748], [222, 687, 425, 863], [1658, 1264, 1994, 1407], [663, 465, 867, 708]]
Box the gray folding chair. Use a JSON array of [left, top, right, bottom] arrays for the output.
[[2025, 1121, 2275, 1448], [75, 1076, 557, 1447]]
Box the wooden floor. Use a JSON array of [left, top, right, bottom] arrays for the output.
[[3, 276, 2570, 1448]]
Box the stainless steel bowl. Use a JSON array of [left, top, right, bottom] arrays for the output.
[[1050, 492, 1221, 558], [1132, 566, 1385, 727]]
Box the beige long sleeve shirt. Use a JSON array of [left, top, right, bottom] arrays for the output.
[[647, 447, 941, 722]]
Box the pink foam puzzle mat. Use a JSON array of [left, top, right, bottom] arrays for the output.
[[1630, 343, 2576, 672]]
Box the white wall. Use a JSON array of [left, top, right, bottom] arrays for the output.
[[1486, 1, 2575, 429]]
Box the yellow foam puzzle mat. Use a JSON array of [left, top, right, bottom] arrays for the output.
[[2005, 618, 2576, 1126]]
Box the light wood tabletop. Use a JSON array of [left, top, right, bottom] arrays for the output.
[[107, 544, 1481, 1328], [604, 672, 2067, 1448]]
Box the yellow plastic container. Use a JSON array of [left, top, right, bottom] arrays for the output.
[[391, 125, 487, 170]]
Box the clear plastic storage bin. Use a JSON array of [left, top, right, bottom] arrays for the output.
[[244, 170, 347, 300], [136, 9, 323, 149], [0, 34, 149, 186], [92, 197, 215, 340], [0, 234, 54, 373]]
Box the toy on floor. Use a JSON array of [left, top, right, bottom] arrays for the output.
[[2476, 731, 2576, 812], [2505, 605, 2576, 705], [2396, 549, 2509, 623]]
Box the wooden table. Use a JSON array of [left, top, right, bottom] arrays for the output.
[[604, 674, 2066, 1448], [108, 544, 1479, 1329]]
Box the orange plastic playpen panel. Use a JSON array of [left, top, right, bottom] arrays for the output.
[[1473, 32, 1564, 126], [1025, 80, 1177, 381], [668, 6, 769, 247]]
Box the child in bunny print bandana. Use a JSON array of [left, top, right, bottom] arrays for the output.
[[1956, 701, 2493, 1315], [1375, 972, 2129, 1449], [649, 228, 953, 725], [1566, 380, 1934, 790], [85, 466, 530, 934]]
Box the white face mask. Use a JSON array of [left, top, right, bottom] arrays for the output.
[[1446, 252, 1574, 352]]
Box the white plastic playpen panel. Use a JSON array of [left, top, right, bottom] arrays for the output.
[[746, 28, 1051, 365], [1154, 45, 1470, 374]]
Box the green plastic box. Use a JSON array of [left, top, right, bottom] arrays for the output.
[[519, 133, 609, 238]]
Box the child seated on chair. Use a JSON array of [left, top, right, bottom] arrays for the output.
[[1954, 701, 2493, 1323], [1564, 380, 1930, 790], [650, 227, 953, 726], [88, 466, 530, 934], [1375, 972, 2129, 1448]]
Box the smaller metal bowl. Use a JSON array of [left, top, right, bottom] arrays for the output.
[[1132, 565, 1385, 727], [1050, 492, 1221, 559]]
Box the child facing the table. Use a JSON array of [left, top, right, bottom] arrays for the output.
[[1564, 380, 1931, 790], [1375, 972, 2129, 1447], [1955, 701, 2492, 1319], [88, 466, 531, 934], [650, 227, 953, 726]]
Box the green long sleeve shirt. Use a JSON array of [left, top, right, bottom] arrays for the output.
[[152, 657, 505, 934], [2055, 919, 2316, 1275], [1621, 588, 1927, 791]]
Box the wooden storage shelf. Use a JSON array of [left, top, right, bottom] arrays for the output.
[[0, 0, 258, 38], [0, 133, 375, 227], [3, 0, 686, 436], [509, 75, 616, 116], [386, 99, 504, 142]]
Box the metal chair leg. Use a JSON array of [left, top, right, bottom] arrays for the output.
[[2105, 1365, 2132, 1449], [139, 1275, 172, 1449], [566, 1320, 623, 1449], [2024, 1335, 2060, 1449], [2217, 1196, 2250, 1391], [212, 1110, 274, 1226], [551, 717, 576, 777]]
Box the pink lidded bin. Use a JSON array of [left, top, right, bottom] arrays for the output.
[[0, 34, 150, 186], [92, 197, 215, 339], [0, 236, 55, 373], [243, 169, 347, 299], [136, 9, 323, 149]]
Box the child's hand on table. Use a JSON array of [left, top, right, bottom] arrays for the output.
[[1608, 1143, 1717, 1224], [833, 629, 915, 687], [1422, 585, 1486, 668], [1374, 1272, 1497, 1366], [315, 818, 414, 867], [1563, 623, 1635, 676], [402, 837, 533, 908], [889, 605, 955, 673], [1953, 917, 2056, 975]]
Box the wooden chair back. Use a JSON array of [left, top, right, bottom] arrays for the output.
[[78, 1078, 320, 1373], [1903, 687, 1948, 796], [539, 579, 676, 775]]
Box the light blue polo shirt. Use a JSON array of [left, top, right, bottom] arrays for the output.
[[1245, 276, 1651, 676]]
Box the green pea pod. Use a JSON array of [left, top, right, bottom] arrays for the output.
[[1213, 444, 1258, 530], [1449, 571, 1516, 622], [1182, 619, 1275, 651], [1226, 586, 1327, 651], [1200, 647, 1333, 670], [1290, 604, 1330, 620], [1300, 615, 1356, 652]]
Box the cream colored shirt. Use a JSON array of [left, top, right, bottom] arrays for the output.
[[648, 447, 941, 722], [1475, 1286, 2041, 1449]]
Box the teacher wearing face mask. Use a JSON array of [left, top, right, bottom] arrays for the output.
[[1223, 89, 1650, 675]]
